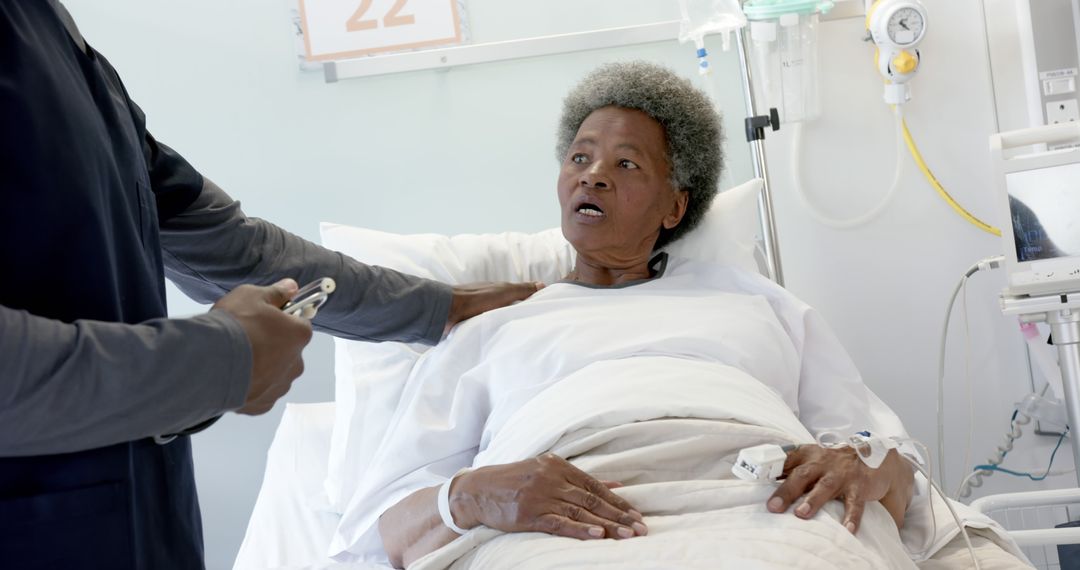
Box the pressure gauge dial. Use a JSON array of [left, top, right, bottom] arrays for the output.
[[886, 6, 925, 46], [869, 0, 928, 49]]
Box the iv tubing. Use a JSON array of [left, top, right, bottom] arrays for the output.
[[909, 440, 982, 570], [791, 107, 904, 229], [900, 118, 1002, 237]]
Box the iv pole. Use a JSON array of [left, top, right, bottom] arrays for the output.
[[734, 16, 785, 286], [999, 298, 1080, 486], [729, 0, 866, 286]]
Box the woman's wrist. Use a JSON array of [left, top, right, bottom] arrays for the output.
[[881, 450, 915, 527], [448, 468, 481, 530]]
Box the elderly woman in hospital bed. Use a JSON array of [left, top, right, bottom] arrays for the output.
[[324, 62, 1028, 570]]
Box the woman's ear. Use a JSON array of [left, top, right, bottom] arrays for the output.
[[662, 190, 690, 230]]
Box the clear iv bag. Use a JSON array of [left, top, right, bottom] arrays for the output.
[[677, 0, 747, 51]]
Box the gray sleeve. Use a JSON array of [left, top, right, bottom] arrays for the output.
[[0, 305, 251, 457], [159, 180, 452, 345]]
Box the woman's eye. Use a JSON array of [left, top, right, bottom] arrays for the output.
[[571, 153, 588, 164], [619, 159, 639, 169]]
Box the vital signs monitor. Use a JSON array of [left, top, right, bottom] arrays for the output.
[[991, 123, 1080, 297]]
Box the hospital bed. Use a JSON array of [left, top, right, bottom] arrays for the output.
[[970, 490, 1080, 570], [234, 180, 1032, 569]]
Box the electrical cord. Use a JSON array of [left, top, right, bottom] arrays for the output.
[[956, 410, 1030, 498], [937, 256, 1004, 494], [957, 408, 1071, 498], [975, 429, 1068, 481], [961, 270, 974, 491], [957, 466, 1076, 498], [956, 382, 1048, 499]]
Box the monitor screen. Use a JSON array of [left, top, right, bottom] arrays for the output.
[[1006, 162, 1080, 263]]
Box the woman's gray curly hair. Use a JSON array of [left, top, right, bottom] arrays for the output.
[[556, 61, 725, 249]]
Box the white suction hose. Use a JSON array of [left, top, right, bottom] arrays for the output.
[[790, 107, 904, 229]]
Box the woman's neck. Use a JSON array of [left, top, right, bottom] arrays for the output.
[[565, 257, 653, 286]]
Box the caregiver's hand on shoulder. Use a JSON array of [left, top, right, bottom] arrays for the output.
[[766, 445, 914, 534], [445, 281, 545, 333], [212, 279, 314, 415], [450, 453, 647, 540]]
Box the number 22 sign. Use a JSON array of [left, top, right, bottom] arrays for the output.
[[299, 0, 463, 61]]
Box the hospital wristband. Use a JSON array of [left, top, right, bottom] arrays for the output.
[[438, 467, 474, 535]]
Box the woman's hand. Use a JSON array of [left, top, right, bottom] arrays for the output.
[[766, 445, 914, 533], [451, 453, 648, 540]]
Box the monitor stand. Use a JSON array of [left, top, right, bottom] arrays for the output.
[[1001, 290, 1080, 486]]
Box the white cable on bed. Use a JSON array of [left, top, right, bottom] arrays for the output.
[[907, 440, 982, 570]]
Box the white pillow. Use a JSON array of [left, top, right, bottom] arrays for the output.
[[319, 178, 765, 510], [318, 227, 577, 286], [661, 178, 764, 273]]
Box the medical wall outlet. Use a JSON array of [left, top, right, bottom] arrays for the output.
[[866, 0, 927, 105], [732, 443, 790, 481], [1047, 99, 1080, 125], [1017, 0, 1080, 130]]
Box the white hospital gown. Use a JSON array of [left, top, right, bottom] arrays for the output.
[[329, 255, 912, 562]]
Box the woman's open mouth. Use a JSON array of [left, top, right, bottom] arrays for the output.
[[574, 202, 606, 222]]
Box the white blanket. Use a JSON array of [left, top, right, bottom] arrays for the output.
[[414, 364, 911, 569], [412, 365, 1029, 569], [328, 257, 1025, 567], [236, 403, 1027, 570]]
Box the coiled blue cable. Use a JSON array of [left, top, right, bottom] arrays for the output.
[[972, 428, 1068, 482]]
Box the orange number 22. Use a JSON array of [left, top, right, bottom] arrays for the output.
[[346, 0, 415, 32]]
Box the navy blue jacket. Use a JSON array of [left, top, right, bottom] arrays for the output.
[[1, 2, 206, 568]]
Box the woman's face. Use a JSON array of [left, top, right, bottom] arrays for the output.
[[558, 106, 688, 268]]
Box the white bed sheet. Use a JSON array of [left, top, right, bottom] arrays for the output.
[[237, 402, 1030, 570], [234, 402, 386, 570]]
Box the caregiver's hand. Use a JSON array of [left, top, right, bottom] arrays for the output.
[[212, 279, 313, 415], [766, 445, 914, 533], [446, 281, 544, 333], [452, 453, 648, 540]]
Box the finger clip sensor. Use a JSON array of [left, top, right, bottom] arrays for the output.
[[282, 277, 336, 320], [732, 443, 795, 482]]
